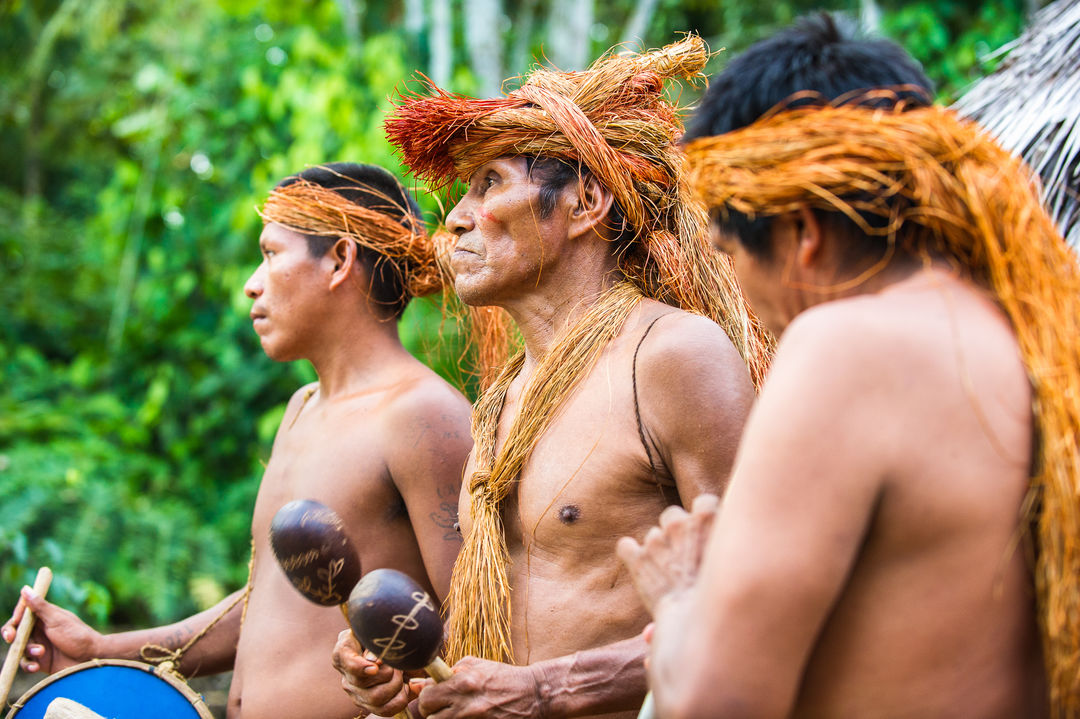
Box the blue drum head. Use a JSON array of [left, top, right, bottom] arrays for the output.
[[8, 661, 211, 719]]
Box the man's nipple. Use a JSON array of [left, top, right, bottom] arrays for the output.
[[558, 504, 581, 525]]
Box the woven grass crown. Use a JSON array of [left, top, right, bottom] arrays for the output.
[[685, 102, 1080, 718], [259, 169, 449, 300]]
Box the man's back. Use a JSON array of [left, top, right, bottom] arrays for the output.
[[232, 358, 471, 719], [711, 268, 1045, 718]]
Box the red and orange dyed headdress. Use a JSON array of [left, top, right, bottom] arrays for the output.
[[385, 36, 772, 388]]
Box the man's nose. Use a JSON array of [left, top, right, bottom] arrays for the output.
[[244, 265, 264, 299], [445, 198, 475, 236]]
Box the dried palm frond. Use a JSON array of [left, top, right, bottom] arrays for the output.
[[686, 102, 1080, 718], [954, 0, 1080, 247]]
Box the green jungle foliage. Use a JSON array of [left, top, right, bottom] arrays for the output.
[[1, 0, 1027, 631]]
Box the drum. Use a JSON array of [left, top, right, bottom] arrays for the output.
[[5, 660, 213, 719]]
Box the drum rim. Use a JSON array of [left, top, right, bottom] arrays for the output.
[[6, 658, 213, 719]]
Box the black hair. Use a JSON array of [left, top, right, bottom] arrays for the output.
[[277, 162, 423, 319], [687, 13, 934, 263], [522, 155, 629, 243]]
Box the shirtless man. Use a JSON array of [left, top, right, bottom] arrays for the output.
[[617, 16, 1077, 718], [332, 38, 766, 718], [2, 163, 473, 719]]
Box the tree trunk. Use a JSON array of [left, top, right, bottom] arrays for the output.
[[405, 0, 426, 35], [547, 0, 593, 70], [430, 0, 452, 87], [509, 0, 539, 77], [464, 0, 504, 97], [335, 0, 363, 48], [621, 0, 659, 47]]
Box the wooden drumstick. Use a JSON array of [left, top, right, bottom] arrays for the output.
[[0, 567, 53, 708], [346, 568, 452, 683], [269, 501, 412, 719]]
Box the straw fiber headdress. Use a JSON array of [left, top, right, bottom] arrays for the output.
[[259, 167, 449, 301], [685, 102, 1080, 718], [386, 39, 774, 666], [386, 36, 772, 386]]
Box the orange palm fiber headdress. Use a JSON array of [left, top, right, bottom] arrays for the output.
[[260, 172, 448, 300], [686, 102, 1080, 718], [385, 35, 773, 387]]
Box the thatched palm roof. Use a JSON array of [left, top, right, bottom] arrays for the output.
[[954, 0, 1080, 247]]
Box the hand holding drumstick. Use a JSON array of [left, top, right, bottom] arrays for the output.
[[0, 568, 53, 707]]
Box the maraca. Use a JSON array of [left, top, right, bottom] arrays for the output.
[[347, 568, 453, 682], [269, 499, 411, 718], [269, 498, 362, 611]]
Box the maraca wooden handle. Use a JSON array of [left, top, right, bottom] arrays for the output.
[[0, 567, 53, 707], [424, 656, 453, 682]]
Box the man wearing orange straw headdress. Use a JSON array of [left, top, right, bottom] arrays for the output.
[[3, 163, 473, 719], [618, 15, 1079, 719], [332, 38, 771, 718]]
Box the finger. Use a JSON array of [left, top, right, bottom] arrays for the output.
[[21, 588, 54, 622], [615, 536, 643, 566], [642, 524, 666, 549], [3, 592, 29, 641], [416, 681, 453, 717], [690, 493, 720, 515], [657, 503, 690, 529]]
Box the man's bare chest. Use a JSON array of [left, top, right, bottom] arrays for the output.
[[463, 368, 673, 548]]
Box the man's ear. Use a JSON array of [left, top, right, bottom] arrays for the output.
[[568, 174, 616, 239], [794, 204, 823, 268], [328, 237, 358, 290]]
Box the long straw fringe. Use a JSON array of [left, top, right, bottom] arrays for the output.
[[685, 103, 1080, 718], [444, 282, 645, 664]]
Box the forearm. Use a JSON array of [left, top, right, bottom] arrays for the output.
[[533, 635, 649, 718], [99, 590, 244, 677]]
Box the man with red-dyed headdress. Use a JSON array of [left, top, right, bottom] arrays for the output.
[[3, 163, 473, 719], [332, 38, 771, 719]]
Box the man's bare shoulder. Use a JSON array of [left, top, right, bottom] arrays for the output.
[[279, 380, 321, 428], [631, 304, 754, 395], [775, 275, 1021, 398], [629, 304, 756, 499], [381, 368, 473, 439]]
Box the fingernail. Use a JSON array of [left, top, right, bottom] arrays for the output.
[[26, 663, 38, 672], [21, 587, 36, 599], [364, 666, 378, 675]]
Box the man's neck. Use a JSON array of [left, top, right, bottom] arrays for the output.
[[305, 317, 410, 398], [506, 268, 622, 371]]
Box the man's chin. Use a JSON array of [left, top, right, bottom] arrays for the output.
[[259, 339, 298, 363], [453, 276, 494, 308]]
